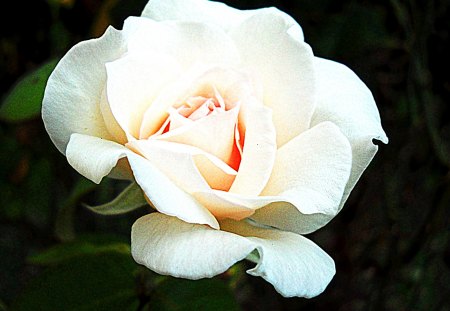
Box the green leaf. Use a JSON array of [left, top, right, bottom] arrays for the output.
[[28, 239, 130, 266], [13, 251, 139, 311], [0, 59, 58, 122], [147, 278, 241, 311], [84, 182, 147, 215]]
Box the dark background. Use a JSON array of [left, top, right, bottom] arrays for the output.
[[0, 0, 449, 310]]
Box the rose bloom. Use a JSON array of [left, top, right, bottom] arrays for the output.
[[42, 0, 388, 298]]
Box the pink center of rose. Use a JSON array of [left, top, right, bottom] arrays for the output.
[[160, 89, 227, 134], [152, 86, 242, 178]]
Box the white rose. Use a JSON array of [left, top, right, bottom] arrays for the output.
[[42, 0, 388, 298]]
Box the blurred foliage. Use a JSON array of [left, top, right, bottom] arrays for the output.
[[0, 59, 57, 122], [0, 0, 449, 310]]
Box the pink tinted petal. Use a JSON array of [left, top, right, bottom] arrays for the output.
[[127, 140, 237, 193], [139, 66, 257, 139], [154, 106, 240, 168], [228, 99, 277, 196], [190, 122, 352, 233]]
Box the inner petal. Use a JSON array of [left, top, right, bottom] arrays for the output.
[[127, 139, 237, 192], [152, 89, 241, 171]]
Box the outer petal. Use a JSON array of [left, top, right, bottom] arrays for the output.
[[66, 133, 128, 184], [131, 213, 334, 298], [42, 26, 126, 154], [230, 10, 315, 147], [66, 134, 218, 228], [310, 57, 388, 211], [221, 219, 335, 298], [131, 213, 254, 279], [141, 0, 303, 40], [123, 17, 240, 71]]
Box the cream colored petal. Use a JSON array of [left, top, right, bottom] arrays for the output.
[[99, 87, 127, 144], [66, 133, 128, 184], [230, 10, 315, 147], [310, 57, 388, 212], [42, 26, 126, 154], [132, 213, 334, 298], [193, 190, 260, 220], [141, 0, 303, 40], [123, 17, 240, 70], [228, 99, 277, 196], [251, 122, 352, 234], [127, 153, 219, 228], [105, 52, 180, 139], [131, 213, 254, 278], [221, 219, 335, 298]]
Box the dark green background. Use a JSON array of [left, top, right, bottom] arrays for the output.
[[1, 0, 449, 310]]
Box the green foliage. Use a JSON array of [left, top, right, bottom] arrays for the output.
[[12, 251, 139, 311], [146, 278, 241, 311], [28, 238, 130, 266], [84, 182, 148, 216], [0, 60, 58, 122]]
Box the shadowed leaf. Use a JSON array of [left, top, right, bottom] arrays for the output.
[[0, 59, 58, 122], [84, 182, 148, 215]]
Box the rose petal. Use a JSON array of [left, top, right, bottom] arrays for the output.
[[228, 99, 277, 196], [131, 213, 334, 298], [66, 133, 128, 184], [127, 153, 219, 228], [310, 57, 388, 212], [221, 219, 336, 298], [141, 0, 303, 39], [42, 26, 126, 154], [230, 10, 315, 147], [154, 106, 239, 167], [99, 87, 127, 144], [193, 122, 352, 233], [127, 139, 236, 193], [193, 191, 258, 220], [123, 17, 240, 71], [252, 121, 352, 234], [105, 51, 181, 140], [131, 213, 254, 279]]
